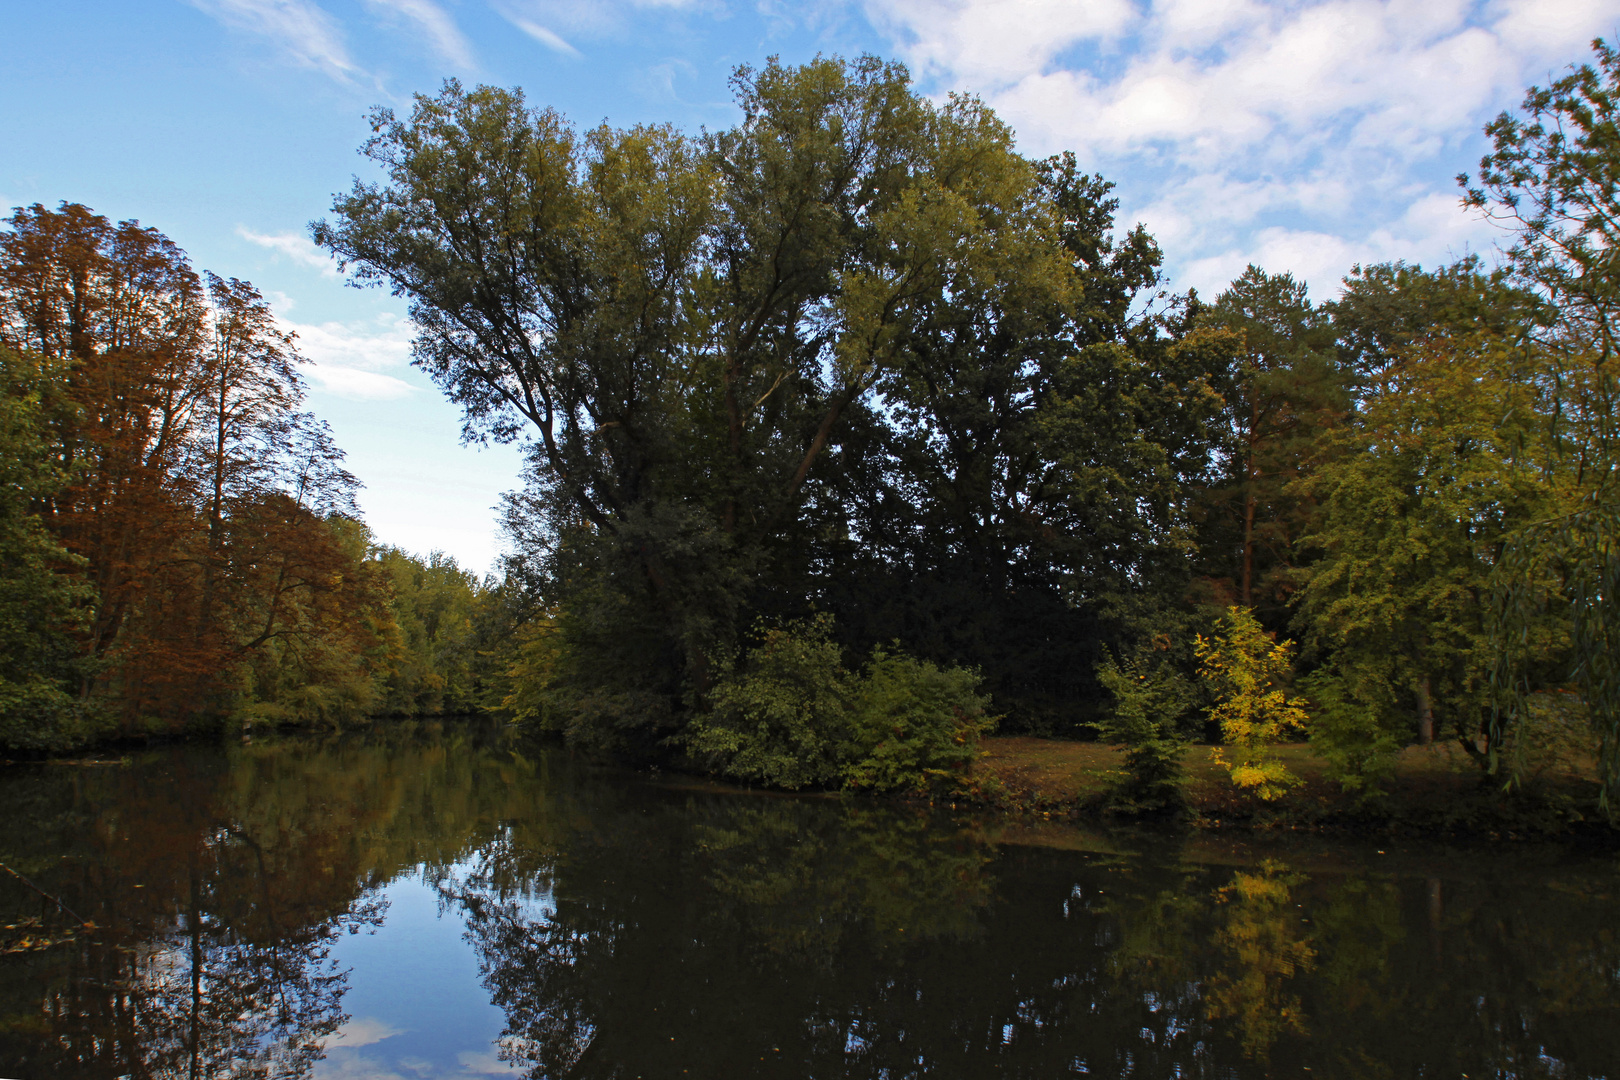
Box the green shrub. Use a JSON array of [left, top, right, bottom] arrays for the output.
[[1095, 649, 1195, 810], [685, 615, 854, 790], [843, 648, 994, 794], [685, 616, 993, 793], [1299, 665, 1405, 798]]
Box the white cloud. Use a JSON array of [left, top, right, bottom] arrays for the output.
[[494, 0, 721, 43], [502, 12, 583, 56], [238, 226, 342, 278], [868, 0, 1136, 84], [189, 0, 361, 82], [311, 1049, 411, 1080], [329, 1017, 406, 1048], [864, 0, 1620, 295], [1172, 186, 1499, 298], [457, 1047, 523, 1074], [364, 0, 477, 69], [279, 311, 419, 400]]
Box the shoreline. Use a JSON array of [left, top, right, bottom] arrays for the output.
[[963, 736, 1618, 846], [6, 720, 1616, 846]]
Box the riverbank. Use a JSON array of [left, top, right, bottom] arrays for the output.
[[970, 736, 1615, 841]]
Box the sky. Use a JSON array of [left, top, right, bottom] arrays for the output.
[[5, 0, 1617, 575]]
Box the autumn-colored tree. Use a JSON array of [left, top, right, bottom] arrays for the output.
[[1196, 606, 1309, 801], [0, 202, 387, 743], [191, 272, 303, 643], [0, 202, 215, 724]]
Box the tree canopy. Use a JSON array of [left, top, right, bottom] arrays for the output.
[[6, 43, 1620, 812]]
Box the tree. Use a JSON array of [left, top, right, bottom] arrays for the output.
[[313, 60, 1123, 748], [1196, 267, 1346, 618], [0, 346, 93, 749], [0, 202, 383, 743], [0, 202, 215, 724], [1324, 258, 1543, 378], [1196, 606, 1309, 801], [1293, 260, 1566, 796], [317, 60, 1232, 749], [1095, 643, 1197, 811], [1294, 333, 1565, 778], [191, 272, 304, 647], [1462, 39, 1620, 802], [372, 547, 483, 715]]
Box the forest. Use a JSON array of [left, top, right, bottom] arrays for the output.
[[3, 45, 1618, 810]]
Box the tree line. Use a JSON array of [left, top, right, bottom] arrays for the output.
[[0, 204, 488, 749], [5, 45, 1618, 806], [309, 48, 1620, 802]]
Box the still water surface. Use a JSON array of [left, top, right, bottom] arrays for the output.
[[1, 721, 1617, 1078]]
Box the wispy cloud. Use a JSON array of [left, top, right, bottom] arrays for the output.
[[363, 0, 478, 69], [237, 226, 342, 277], [458, 1046, 525, 1074], [278, 311, 418, 401], [495, 0, 720, 46], [189, 0, 361, 82], [328, 1017, 406, 1048], [500, 11, 584, 56]]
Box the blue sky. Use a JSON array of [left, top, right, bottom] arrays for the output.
[[5, 0, 1616, 574]]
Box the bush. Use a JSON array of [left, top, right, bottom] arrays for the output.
[[843, 648, 994, 794], [686, 615, 854, 790], [685, 617, 993, 793], [1196, 606, 1309, 801], [1095, 648, 1196, 811], [1299, 664, 1405, 798]]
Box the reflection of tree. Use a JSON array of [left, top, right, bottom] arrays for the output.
[[438, 796, 996, 1080], [7, 726, 1620, 1078], [0, 722, 542, 1078], [1203, 861, 1316, 1061], [438, 784, 1620, 1080], [59, 849, 379, 1080], [696, 802, 994, 961]]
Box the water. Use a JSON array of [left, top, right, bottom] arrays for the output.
[[1, 720, 1617, 1079]]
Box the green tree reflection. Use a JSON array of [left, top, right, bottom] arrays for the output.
[[4, 728, 1620, 1079]]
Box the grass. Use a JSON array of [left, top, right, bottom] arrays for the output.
[[972, 736, 1611, 838]]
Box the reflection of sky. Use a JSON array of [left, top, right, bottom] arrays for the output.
[[314, 871, 519, 1080]]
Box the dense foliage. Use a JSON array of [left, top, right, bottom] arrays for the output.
[[302, 45, 1620, 799], [0, 205, 485, 747], [8, 43, 1620, 805]]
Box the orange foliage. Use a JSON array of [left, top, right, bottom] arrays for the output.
[[0, 202, 387, 734]]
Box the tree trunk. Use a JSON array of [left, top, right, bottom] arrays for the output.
[[1241, 401, 1258, 608], [1415, 675, 1435, 745]]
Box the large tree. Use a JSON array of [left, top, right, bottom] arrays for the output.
[[1193, 266, 1346, 618], [1463, 39, 1620, 800], [0, 203, 381, 740], [317, 59, 1221, 742]]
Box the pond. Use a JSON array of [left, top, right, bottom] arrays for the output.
[[1, 720, 1616, 1079]]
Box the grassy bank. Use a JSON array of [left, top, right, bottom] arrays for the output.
[[972, 737, 1613, 840]]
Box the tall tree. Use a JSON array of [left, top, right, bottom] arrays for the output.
[[1196, 267, 1346, 616], [1294, 331, 1565, 756], [316, 60, 1148, 744], [0, 202, 380, 742], [0, 346, 91, 749], [191, 272, 303, 645], [0, 202, 212, 717], [1463, 38, 1620, 801]]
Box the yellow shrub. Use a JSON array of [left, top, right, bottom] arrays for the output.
[[1196, 607, 1309, 801]]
